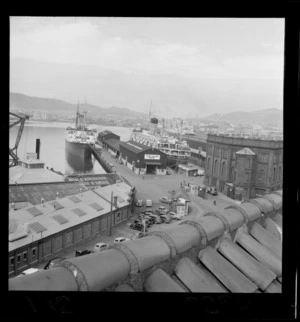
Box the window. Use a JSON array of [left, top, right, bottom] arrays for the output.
[[23, 252, 27, 261], [17, 254, 21, 264], [32, 248, 36, 258], [116, 212, 121, 223], [273, 167, 277, 183], [213, 159, 219, 177], [258, 169, 265, 184], [221, 161, 226, 179], [10, 257, 14, 267]]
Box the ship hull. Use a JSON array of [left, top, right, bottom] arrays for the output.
[[65, 139, 92, 159], [65, 140, 93, 173], [166, 156, 188, 166]]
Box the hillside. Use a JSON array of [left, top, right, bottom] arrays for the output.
[[9, 93, 147, 119]]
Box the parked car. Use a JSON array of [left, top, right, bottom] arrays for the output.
[[159, 197, 171, 204], [114, 237, 130, 243], [75, 249, 94, 257], [207, 187, 218, 195], [130, 223, 147, 232], [94, 243, 109, 252], [44, 257, 66, 270], [160, 214, 172, 223], [131, 232, 147, 239], [21, 268, 40, 275], [146, 199, 153, 207], [148, 214, 163, 224], [136, 200, 143, 207], [168, 211, 182, 220]]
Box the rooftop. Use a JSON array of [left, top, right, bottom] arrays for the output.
[[9, 181, 132, 252], [104, 138, 121, 150], [119, 140, 159, 154], [9, 166, 65, 185], [9, 191, 282, 293], [9, 182, 88, 205]]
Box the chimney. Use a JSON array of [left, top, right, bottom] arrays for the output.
[[113, 196, 118, 208], [36, 138, 41, 160]]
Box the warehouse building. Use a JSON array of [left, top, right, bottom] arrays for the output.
[[9, 176, 135, 278], [97, 130, 120, 144], [119, 140, 168, 175], [103, 138, 121, 157]]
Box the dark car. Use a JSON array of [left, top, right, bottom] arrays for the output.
[[44, 257, 66, 270], [75, 250, 94, 257], [130, 223, 147, 232], [207, 187, 218, 195]]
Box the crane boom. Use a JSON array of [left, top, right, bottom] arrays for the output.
[[9, 112, 29, 167]]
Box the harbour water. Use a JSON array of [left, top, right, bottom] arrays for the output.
[[9, 122, 133, 175]]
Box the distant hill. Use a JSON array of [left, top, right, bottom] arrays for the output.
[[203, 108, 283, 127], [9, 93, 147, 119]]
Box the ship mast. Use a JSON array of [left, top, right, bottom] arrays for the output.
[[75, 101, 80, 129]]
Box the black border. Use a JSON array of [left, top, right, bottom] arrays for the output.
[[5, 3, 299, 320]]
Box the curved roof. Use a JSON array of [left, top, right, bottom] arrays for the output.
[[9, 190, 282, 293]]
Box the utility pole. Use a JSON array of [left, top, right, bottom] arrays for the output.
[[109, 191, 113, 236]]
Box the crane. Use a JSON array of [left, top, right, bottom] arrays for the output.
[[9, 112, 29, 167]]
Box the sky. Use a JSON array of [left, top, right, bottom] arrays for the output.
[[10, 17, 285, 117]]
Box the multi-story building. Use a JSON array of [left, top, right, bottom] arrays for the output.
[[204, 134, 283, 200]]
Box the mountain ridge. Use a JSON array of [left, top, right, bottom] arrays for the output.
[[9, 92, 147, 118]]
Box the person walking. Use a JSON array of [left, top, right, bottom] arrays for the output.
[[213, 199, 216, 205]]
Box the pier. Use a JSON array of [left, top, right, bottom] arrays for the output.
[[90, 143, 114, 173]]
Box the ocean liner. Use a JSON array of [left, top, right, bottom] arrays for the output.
[[65, 104, 97, 162], [130, 117, 191, 166]]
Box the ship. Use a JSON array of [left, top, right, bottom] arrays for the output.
[[65, 103, 97, 163], [130, 116, 191, 166]]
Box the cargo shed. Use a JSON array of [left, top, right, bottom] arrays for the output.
[[119, 140, 168, 175]]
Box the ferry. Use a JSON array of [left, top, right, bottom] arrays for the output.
[[65, 103, 97, 160]]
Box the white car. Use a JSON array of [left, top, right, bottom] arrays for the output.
[[22, 268, 40, 275], [114, 237, 130, 243], [136, 200, 143, 207], [94, 242, 109, 252], [146, 200, 153, 207], [168, 212, 182, 220]]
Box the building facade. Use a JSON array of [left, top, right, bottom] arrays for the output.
[[119, 140, 168, 175], [9, 178, 135, 278], [205, 134, 283, 200]]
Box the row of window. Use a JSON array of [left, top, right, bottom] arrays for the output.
[[10, 247, 37, 267], [10, 211, 125, 269]]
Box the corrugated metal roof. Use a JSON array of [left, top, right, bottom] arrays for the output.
[[119, 140, 154, 154], [9, 182, 88, 205]]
